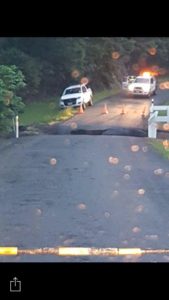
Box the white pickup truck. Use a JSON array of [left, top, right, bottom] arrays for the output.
[[59, 84, 93, 110], [127, 75, 157, 97]]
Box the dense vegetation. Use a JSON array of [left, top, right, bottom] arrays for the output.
[[0, 37, 169, 99], [1, 37, 169, 133]]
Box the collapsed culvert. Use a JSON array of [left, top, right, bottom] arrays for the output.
[[71, 127, 148, 137]]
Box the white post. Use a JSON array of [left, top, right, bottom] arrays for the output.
[[150, 99, 154, 115], [167, 107, 169, 122], [16, 115, 19, 139], [148, 122, 157, 138], [148, 110, 158, 138]]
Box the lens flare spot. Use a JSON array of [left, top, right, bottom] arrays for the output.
[[165, 82, 169, 89], [108, 156, 119, 164], [154, 168, 164, 175], [135, 205, 144, 213], [159, 81, 169, 89], [145, 234, 158, 240], [112, 190, 119, 197], [131, 145, 140, 152], [104, 212, 111, 218], [163, 140, 169, 149], [71, 69, 80, 78], [122, 240, 128, 245], [36, 208, 42, 216], [123, 174, 130, 180], [77, 203, 86, 210], [112, 51, 120, 60], [132, 226, 141, 233], [163, 123, 169, 130], [70, 122, 78, 129], [148, 47, 157, 55], [142, 146, 148, 152], [50, 158, 57, 165], [80, 77, 89, 85], [124, 165, 132, 172], [4, 98, 10, 105], [159, 82, 165, 90], [137, 189, 145, 195], [63, 238, 75, 245], [132, 64, 139, 72]]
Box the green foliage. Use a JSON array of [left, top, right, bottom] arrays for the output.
[[0, 37, 169, 101], [0, 65, 26, 133], [149, 140, 169, 160]]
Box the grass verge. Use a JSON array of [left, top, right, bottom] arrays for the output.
[[149, 139, 169, 160], [20, 88, 120, 126], [93, 87, 120, 103]]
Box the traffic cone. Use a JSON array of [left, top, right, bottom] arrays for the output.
[[121, 105, 125, 115], [142, 106, 146, 117], [103, 103, 109, 114], [78, 104, 84, 114]]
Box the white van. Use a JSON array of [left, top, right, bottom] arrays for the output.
[[127, 75, 157, 97]]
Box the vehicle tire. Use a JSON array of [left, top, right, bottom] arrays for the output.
[[88, 97, 93, 106]]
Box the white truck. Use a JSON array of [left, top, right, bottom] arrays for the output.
[[126, 74, 157, 97], [59, 84, 93, 110]]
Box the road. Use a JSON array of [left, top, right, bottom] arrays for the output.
[[46, 89, 169, 138], [1, 89, 169, 262]]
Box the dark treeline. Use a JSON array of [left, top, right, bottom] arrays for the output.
[[0, 37, 169, 101]]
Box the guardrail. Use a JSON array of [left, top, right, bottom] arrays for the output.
[[148, 99, 169, 138]]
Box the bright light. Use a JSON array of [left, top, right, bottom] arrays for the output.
[[142, 72, 151, 77]]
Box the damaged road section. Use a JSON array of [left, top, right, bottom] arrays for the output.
[[17, 124, 169, 139], [71, 127, 148, 137]]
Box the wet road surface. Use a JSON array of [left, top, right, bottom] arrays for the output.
[[1, 134, 169, 262]]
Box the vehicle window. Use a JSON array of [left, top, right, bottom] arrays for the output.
[[64, 87, 81, 94], [135, 78, 150, 83]]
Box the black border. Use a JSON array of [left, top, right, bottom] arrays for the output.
[[0, 4, 169, 37], [0, 262, 169, 296], [1, 5, 169, 298]]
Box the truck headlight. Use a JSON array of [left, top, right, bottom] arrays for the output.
[[128, 85, 133, 91], [76, 97, 82, 103]]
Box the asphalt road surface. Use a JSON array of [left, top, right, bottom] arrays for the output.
[[1, 89, 169, 262], [49, 89, 169, 138]]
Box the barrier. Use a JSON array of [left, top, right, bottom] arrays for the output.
[[148, 99, 169, 138]]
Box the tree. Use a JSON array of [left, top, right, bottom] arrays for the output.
[[0, 65, 26, 134]]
